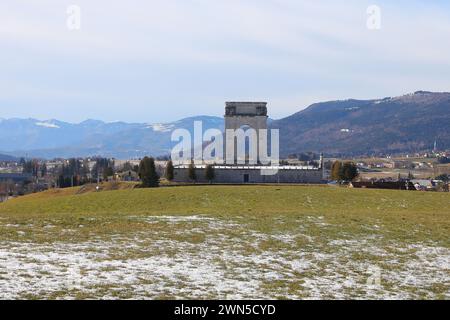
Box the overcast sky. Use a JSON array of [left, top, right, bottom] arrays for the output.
[[1, 0, 450, 123]]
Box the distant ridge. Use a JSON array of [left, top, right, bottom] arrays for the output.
[[271, 91, 450, 156], [0, 154, 18, 161], [0, 91, 449, 158]]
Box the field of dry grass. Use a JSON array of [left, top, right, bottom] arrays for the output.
[[0, 184, 448, 299]]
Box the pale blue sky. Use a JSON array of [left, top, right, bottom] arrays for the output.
[[1, 0, 449, 123]]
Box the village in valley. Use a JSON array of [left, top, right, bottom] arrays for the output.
[[1, 136, 449, 203]]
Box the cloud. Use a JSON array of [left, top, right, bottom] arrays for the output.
[[0, 0, 449, 122]]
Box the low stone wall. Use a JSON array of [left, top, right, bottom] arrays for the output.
[[434, 164, 450, 176], [173, 167, 324, 184]]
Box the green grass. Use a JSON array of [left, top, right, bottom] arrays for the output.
[[0, 185, 449, 299], [0, 185, 448, 244]]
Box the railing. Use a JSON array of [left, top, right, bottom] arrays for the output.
[[174, 165, 319, 171]]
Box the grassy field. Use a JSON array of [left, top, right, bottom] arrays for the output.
[[0, 183, 449, 299]]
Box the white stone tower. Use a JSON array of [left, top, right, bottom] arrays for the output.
[[224, 102, 268, 164]]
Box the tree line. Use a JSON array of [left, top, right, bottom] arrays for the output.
[[138, 158, 216, 188], [57, 158, 115, 188], [330, 161, 358, 182]]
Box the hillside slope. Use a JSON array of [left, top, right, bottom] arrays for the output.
[[0, 185, 448, 299], [271, 91, 450, 156]]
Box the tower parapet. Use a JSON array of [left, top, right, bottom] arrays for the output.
[[225, 102, 267, 117], [224, 102, 268, 165]]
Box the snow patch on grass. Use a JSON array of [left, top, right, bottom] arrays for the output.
[[0, 215, 448, 299]]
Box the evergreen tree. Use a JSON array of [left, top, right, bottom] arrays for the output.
[[122, 162, 134, 172], [22, 161, 30, 174], [165, 160, 174, 181], [340, 162, 358, 181], [436, 174, 449, 182], [138, 157, 160, 188], [188, 160, 197, 182], [32, 160, 39, 177], [81, 159, 90, 182], [331, 161, 342, 181], [40, 163, 47, 177], [103, 167, 114, 181], [22, 159, 39, 177], [58, 175, 65, 188], [205, 164, 215, 183]]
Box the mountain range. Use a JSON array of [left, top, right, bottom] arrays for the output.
[[0, 91, 448, 159], [271, 91, 450, 157], [0, 116, 223, 159]]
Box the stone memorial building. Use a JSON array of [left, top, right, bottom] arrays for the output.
[[173, 102, 324, 184]]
